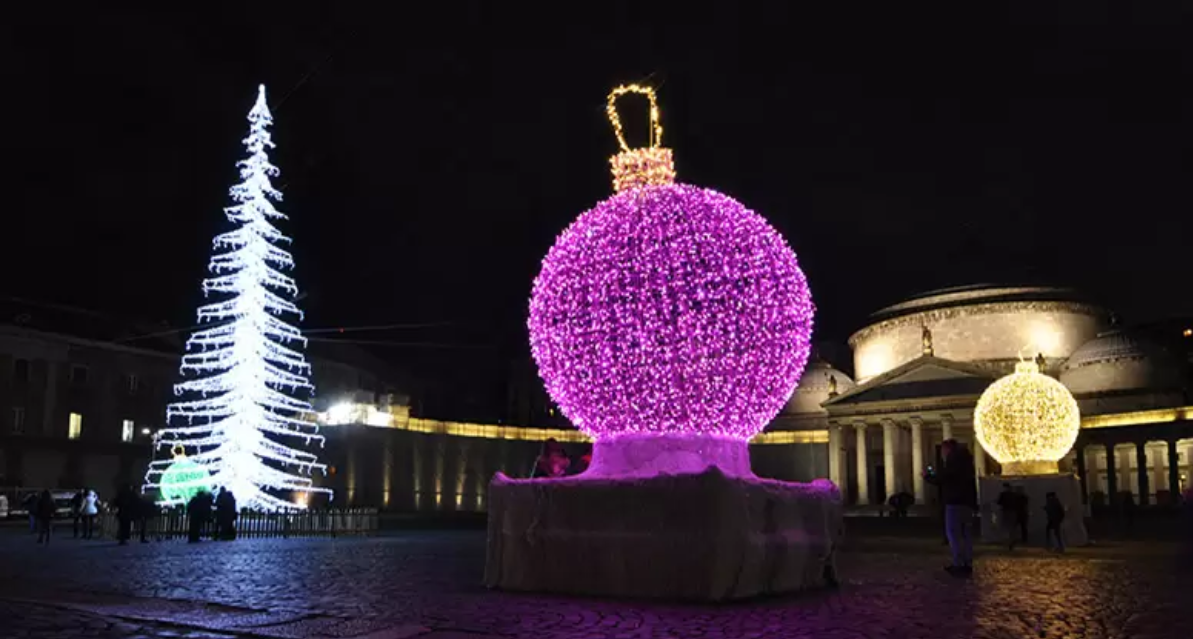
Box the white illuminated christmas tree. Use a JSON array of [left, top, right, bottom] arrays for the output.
[[145, 84, 330, 511]]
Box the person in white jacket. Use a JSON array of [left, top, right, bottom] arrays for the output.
[[80, 489, 99, 539]]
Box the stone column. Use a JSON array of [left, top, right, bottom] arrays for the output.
[[827, 424, 842, 489], [974, 443, 987, 477], [1075, 444, 1088, 505], [1150, 445, 1165, 501], [1105, 443, 1118, 504], [941, 414, 954, 442], [1168, 439, 1181, 505], [855, 423, 870, 505], [910, 417, 925, 504], [1135, 442, 1150, 506], [882, 419, 897, 499]]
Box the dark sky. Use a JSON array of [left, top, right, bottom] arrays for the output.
[[4, 4, 1191, 416]]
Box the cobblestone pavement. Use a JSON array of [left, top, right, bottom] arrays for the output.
[[0, 529, 1188, 639]]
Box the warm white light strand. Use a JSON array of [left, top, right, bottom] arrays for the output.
[[144, 85, 331, 511]]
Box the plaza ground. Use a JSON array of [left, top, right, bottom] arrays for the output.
[[0, 522, 1188, 639]]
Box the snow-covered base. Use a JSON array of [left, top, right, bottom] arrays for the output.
[[979, 473, 1088, 547], [587, 435, 754, 478], [484, 468, 843, 601]]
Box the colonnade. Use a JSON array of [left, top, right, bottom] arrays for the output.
[[827, 414, 987, 506], [1074, 437, 1192, 506]]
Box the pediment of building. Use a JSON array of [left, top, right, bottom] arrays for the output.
[[823, 356, 997, 408]]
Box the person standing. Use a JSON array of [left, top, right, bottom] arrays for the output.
[[571, 453, 592, 475], [71, 490, 85, 538], [997, 483, 1019, 550], [35, 489, 55, 545], [1121, 492, 1137, 538], [1182, 487, 1193, 564], [531, 439, 571, 478], [187, 490, 213, 543], [80, 489, 99, 539], [135, 494, 155, 543], [1044, 492, 1066, 552], [215, 489, 238, 541], [114, 484, 138, 545], [924, 439, 977, 575], [23, 492, 38, 534], [1014, 486, 1030, 545]]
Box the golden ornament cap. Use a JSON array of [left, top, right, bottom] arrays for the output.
[[606, 84, 676, 193]]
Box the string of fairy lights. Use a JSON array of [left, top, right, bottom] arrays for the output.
[[973, 359, 1081, 475], [144, 86, 332, 511]]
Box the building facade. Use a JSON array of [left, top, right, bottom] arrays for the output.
[[5, 286, 1190, 514], [811, 285, 1193, 509], [0, 298, 397, 503]]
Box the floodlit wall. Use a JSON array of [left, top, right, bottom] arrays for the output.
[[851, 302, 1107, 383]]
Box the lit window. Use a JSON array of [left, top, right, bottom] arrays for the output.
[[121, 419, 134, 442], [128, 374, 139, 393], [12, 407, 25, 435], [68, 412, 83, 439]]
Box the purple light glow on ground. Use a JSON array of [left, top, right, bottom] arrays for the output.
[[529, 183, 814, 442]]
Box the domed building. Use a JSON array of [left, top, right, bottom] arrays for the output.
[[850, 284, 1107, 382], [748, 357, 856, 482], [1060, 330, 1184, 399], [781, 358, 856, 417], [1057, 330, 1189, 508], [805, 285, 1193, 510]]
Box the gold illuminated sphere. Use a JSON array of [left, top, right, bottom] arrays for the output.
[[974, 361, 1080, 475]]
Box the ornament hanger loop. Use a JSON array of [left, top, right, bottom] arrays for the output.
[[607, 84, 664, 153], [172, 443, 186, 458]]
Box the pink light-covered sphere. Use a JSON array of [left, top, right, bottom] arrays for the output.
[[528, 183, 814, 442]]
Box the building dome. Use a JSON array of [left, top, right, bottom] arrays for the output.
[[1060, 330, 1183, 394], [783, 359, 855, 415], [849, 284, 1109, 383]]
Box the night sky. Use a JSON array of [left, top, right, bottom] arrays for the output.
[[5, 4, 1190, 416]]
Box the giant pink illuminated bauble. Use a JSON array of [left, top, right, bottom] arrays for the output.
[[528, 183, 814, 442]]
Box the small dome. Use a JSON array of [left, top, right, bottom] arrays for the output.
[[784, 360, 855, 414], [1060, 330, 1182, 394]]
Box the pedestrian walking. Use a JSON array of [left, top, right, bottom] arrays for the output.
[[923, 439, 977, 576], [35, 489, 55, 545], [80, 489, 99, 539]]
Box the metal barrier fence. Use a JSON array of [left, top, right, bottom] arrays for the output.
[[98, 508, 378, 540]]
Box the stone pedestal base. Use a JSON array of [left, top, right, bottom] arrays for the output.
[[484, 468, 843, 601], [979, 473, 1088, 547], [587, 435, 754, 478]]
